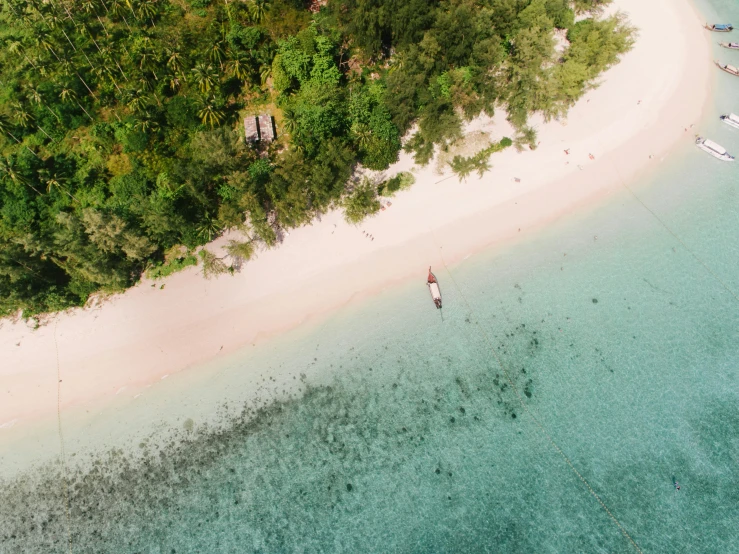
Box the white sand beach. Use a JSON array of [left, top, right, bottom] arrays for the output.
[[0, 0, 711, 431]]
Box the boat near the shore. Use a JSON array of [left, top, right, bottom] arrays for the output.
[[716, 61, 739, 76], [719, 41, 739, 49], [720, 113, 739, 130], [427, 267, 442, 309], [695, 137, 735, 161], [705, 23, 734, 32]]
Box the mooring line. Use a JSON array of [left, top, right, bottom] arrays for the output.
[[612, 165, 739, 306], [429, 230, 644, 554], [583, 113, 739, 306], [53, 319, 73, 554]]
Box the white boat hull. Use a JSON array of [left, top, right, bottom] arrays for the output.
[[696, 143, 735, 161], [428, 282, 442, 308], [720, 116, 739, 130]]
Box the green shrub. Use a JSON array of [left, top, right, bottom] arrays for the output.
[[343, 179, 381, 224], [146, 254, 198, 280]]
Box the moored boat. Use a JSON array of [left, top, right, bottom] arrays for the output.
[[716, 61, 739, 76], [695, 137, 735, 161], [720, 113, 739, 130], [705, 23, 734, 32], [427, 267, 442, 309], [719, 41, 739, 49]]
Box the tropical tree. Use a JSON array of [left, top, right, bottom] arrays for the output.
[[248, 0, 269, 24], [226, 55, 249, 82], [208, 40, 226, 66], [191, 62, 219, 94], [137, 0, 157, 21], [259, 63, 272, 86], [59, 86, 78, 103], [0, 156, 42, 195], [11, 102, 34, 128], [198, 100, 225, 127]]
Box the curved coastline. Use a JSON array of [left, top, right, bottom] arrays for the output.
[[0, 0, 711, 431]]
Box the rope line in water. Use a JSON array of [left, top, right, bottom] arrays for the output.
[[429, 232, 644, 554], [611, 165, 739, 306], [53, 319, 73, 554], [583, 112, 739, 305]]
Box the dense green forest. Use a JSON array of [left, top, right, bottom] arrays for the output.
[[0, 0, 632, 316]]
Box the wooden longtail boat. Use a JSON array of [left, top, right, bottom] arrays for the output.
[[705, 23, 734, 32], [719, 42, 739, 49], [427, 267, 442, 309], [716, 60, 739, 76]]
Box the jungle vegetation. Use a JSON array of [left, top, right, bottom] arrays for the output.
[[0, 0, 633, 315]]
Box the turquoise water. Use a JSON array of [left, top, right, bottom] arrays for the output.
[[2, 3, 739, 552]]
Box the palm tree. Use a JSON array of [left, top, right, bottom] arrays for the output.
[[81, 0, 98, 15], [248, 0, 268, 24], [473, 156, 491, 178], [196, 213, 222, 242], [124, 0, 139, 20], [166, 48, 184, 73], [226, 55, 249, 82], [168, 72, 184, 93], [125, 89, 147, 113], [109, 0, 132, 30], [59, 86, 78, 104], [38, 169, 77, 200], [259, 63, 272, 87], [0, 156, 42, 195], [191, 63, 218, 94], [58, 59, 74, 77], [198, 100, 225, 127], [134, 111, 159, 133], [7, 40, 38, 70], [137, 75, 154, 93], [208, 40, 226, 67], [25, 84, 62, 123], [281, 107, 298, 135], [0, 114, 13, 138], [137, 39, 160, 80], [11, 102, 34, 128], [137, 0, 157, 21], [388, 53, 405, 74]]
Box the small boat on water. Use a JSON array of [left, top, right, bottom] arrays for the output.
[[716, 61, 739, 76], [427, 267, 442, 309], [720, 113, 739, 129], [705, 23, 734, 32], [719, 41, 739, 49], [695, 136, 735, 161]]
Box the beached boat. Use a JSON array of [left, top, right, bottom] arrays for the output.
[[705, 23, 734, 32], [695, 137, 735, 161], [719, 42, 739, 49], [427, 267, 442, 309], [720, 113, 739, 129], [716, 61, 739, 76]]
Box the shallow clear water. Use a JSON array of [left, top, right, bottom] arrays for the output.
[[2, 2, 739, 551]]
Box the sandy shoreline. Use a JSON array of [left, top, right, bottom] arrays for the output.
[[0, 0, 711, 432]]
